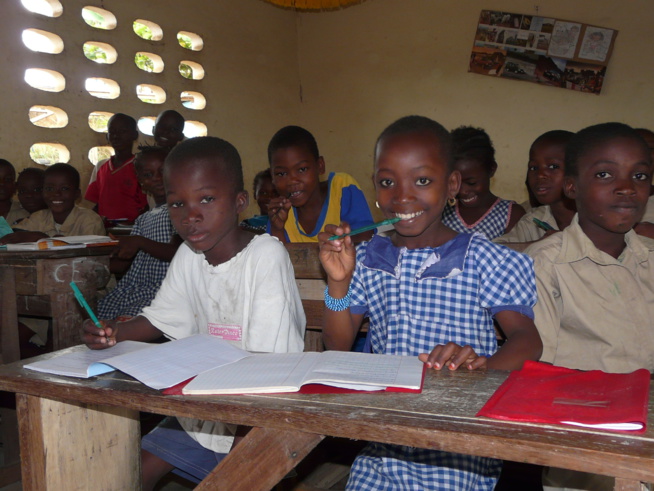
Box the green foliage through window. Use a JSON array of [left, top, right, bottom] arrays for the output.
[[135, 53, 155, 72], [177, 33, 193, 49], [133, 21, 154, 40], [179, 63, 193, 79], [83, 44, 107, 62]]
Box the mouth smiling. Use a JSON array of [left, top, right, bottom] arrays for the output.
[[460, 196, 476, 204], [395, 211, 424, 221]]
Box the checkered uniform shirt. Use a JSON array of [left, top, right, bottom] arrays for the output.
[[98, 205, 177, 319], [442, 198, 516, 240], [347, 233, 536, 491]]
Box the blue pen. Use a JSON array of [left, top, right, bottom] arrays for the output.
[[70, 281, 102, 329], [329, 217, 401, 240]]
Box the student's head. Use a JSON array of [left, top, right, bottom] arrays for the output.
[[634, 128, 654, 164], [527, 130, 574, 206], [0, 159, 17, 204], [16, 167, 46, 213], [107, 113, 138, 154], [373, 115, 460, 247], [450, 126, 497, 208], [154, 110, 185, 150], [164, 137, 248, 263], [252, 168, 278, 215], [564, 122, 651, 241], [43, 163, 81, 217], [135, 145, 168, 206], [267, 125, 324, 207]]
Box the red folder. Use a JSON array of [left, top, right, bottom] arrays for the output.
[[477, 361, 650, 433]]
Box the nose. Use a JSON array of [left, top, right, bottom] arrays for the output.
[[392, 181, 415, 204], [182, 204, 202, 224], [615, 176, 636, 195]]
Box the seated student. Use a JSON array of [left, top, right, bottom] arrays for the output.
[[15, 167, 47, 223], [82, 136, 306, 490], [0, 159, 29, 225], [85, 113, 147, 223], [495, 130, 576, 250], [239, 168, 278, 234], [525, 122, 654, 491], [319, 115, 542, 490], [633, 128, 654, 238], [153, 109, 185, 151], [1, 163, 105, 244], [442, 126, 526, 239], [97, 146, 182, 321], [266, 125, 374, 243]]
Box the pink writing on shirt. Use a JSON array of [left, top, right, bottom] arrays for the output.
[[208, 323, 242, 341]]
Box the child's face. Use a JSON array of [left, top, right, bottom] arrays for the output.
[[43, 171, 80, 216], [107, 117, 137, 154], [270, 145, 324, 208], [154, 114, 184, 149], [374, 130, 460, 249], [0, 165, 16, 203], [454, 157, 495, 209], [17, 173, 46, 213], [527, 139, 567, 206], [565, 136, 651, 241], [254, 177, 278, 215], [136, 154, 166, 203], [165, 159, 248, 265]]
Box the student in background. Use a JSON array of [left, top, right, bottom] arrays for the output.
[[85, 113, 147, 223], [442, 126, 526, 239], [0, 159, 29, 225], [153, 109, 185, 151], [239, 168, 278, 234], [495, 130, 575, 250], [82, 136, 305, 490], [15, 167, 47, 222], [525, 123, 654, 491], [98, 146, 182, 321], [318, 115, 542, 490], [267, 125, 374, 243], [1, 163, 105, 244]]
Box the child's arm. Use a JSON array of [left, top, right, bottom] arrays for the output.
[[267, 196, 291, 243], [81, 315, 163, 350], [506, 203, 527, 232], [319, 223, 365, 351], [0, 231, 48, 245], [112, 234, 183, 262]]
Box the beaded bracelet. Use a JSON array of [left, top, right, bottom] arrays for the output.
[[324, 285, 352, 311]]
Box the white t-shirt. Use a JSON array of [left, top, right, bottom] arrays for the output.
[[141, 234, 306, 452]]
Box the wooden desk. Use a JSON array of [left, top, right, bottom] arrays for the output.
[[0, 349, 651, 491]]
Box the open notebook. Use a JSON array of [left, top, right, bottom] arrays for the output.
[[5, 235, 117, 251]]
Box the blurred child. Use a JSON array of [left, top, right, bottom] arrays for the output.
[[153, 109, 185, 151], [442, 126, 525, 239], [1, 163, 105, 244], [239, 168, 278, 234], [495, 130, 575, 250], [267, 125, 374, 243], [85, 113, 147, 223], [319, 115, 542, 490], [98, 146, 182, 320], [526, 123, 654, 490], [82, 136, 305, 490], [15, 167, 47, 219], [0, 159, 29, 225]]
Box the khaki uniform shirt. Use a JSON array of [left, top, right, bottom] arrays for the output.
[[5, 200, 29, 226], [17, 205, 105, 237], [525, 215, 654, 373], [494, 205, 557, 244]]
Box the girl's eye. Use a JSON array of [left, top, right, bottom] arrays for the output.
[[274, 171, 286, 178], [298, 167, 308, 173], [527, 165, 537, 172], [378, 179, 393, 188], [595, 171, 611, 179], [200, 196, 215, 204], [169, 201, 182, 208], [634, 172, 650, 181], [416, 177, 431, 186], [547, 163, 560, 170]]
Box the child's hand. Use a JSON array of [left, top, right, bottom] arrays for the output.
[[268, 196, 291, 231], [419, 342, 487, 371], [112, 235, 143, 260], [318, 223, 356, 283], [0, 231, 48, 245], [81, 319, 118, 350]]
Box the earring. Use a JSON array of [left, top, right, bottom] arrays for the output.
[[447, 197, 456, 206], [375, 201, 380, 209]]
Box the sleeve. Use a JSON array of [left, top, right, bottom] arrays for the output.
[[337, 174, 374, 230], [87, 211, 107, 236], [475, 238, 537, 318], [12, 211, 47, 233], [84, 174, 100, 203], [530, 250, 563, 364], [494, 213, 542, 243]]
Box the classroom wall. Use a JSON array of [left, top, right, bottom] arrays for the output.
[[296, 0, 654, 210]]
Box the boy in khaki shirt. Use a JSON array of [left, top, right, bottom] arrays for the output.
[[525, 122, 654, 490]]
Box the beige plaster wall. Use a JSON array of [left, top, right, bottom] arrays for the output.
[[296, 0, 654, 213]]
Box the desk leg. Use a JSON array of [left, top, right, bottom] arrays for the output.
[[16, 393, 140, 491], [0, 266, 20, 364], [614, 478, 644, 491], [196, 427, 324, 491]]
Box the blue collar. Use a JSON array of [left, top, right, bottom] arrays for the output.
[[362, 233, 476, 280]]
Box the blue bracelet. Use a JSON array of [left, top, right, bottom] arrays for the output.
[[324, 285, 352, 311]]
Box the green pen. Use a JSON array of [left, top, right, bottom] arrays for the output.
[[329, 217, 401, 240], [533, 218, 555, 231], [70, 281, 103, 329]]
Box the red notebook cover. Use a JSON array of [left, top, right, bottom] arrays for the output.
[[477, 361, 650, 433]]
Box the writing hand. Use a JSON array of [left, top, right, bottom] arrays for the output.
[[81, 318, 118, 350], [419, 342, 487, 371]]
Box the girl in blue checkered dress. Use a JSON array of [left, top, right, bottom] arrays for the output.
[[318, 116, 542, 491], [441, 126, 525, 239]]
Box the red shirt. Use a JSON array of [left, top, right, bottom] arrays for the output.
[[84, 156, 147, 221]]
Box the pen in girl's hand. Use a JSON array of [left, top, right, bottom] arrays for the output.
[[329, 217, 401, 240], [533, 218, 555, 231]]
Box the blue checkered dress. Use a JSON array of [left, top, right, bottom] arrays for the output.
[[98, 205, 177, 319], [347, 233, 536, 491], [442, 198, 516, 240]]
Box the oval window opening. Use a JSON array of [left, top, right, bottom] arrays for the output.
[[85, 77, 120, 99], [136, 84, 166, 104], [24, 68, 65, 92], [81, 6, 117, 30], [88, 146, 114, 165], [133, 19, 163, 41], [177, 31, 203, 51], [88, 111, 114, 133], [22, 29, 64, 54], [135, 52, 164, 73], [29, 143, 70, 165], [21, 0, 63, 17], [179, 61, 205, 80], [184, 121, 207, 138], [83, 41, 117, 64], [137, 117, 156, 136], [29, 105, 68, 128], [181, 91, 206, 110]]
